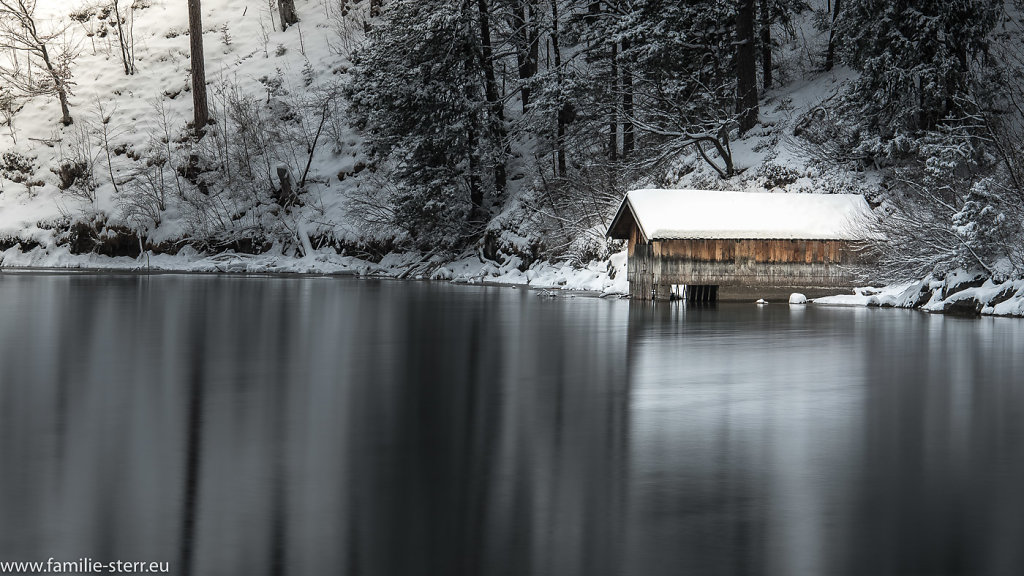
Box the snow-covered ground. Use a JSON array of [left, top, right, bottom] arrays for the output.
[[813, 270, 1024, 317], [1, 0, 374, 243], [1, 242, 630, 295]]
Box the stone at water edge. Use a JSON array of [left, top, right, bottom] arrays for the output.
[[789, 293, 808, 305], [755, 299, 768, 305]]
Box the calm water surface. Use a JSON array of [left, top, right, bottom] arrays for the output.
[[2, 274, 1024, 576]]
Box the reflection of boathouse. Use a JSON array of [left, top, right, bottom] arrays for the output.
[[607, 189, 876, 301]]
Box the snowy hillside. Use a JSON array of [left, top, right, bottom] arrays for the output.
[[0, 1, 854, 260], [2, 0, 375, 251]]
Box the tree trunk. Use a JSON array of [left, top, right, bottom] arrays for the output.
[[759, 0, 772, 90], [113, 0, 134, 74], [608, 41, 618, 162], [57, 88, 72, 126], [276, 165, 295, 206], [279, 0, 298, 31], [476, 0, 507, 197], [37, 43, 72, 125], [621, 38, 634, 158], [527, 1, 539, 98], [462, 1, 484, 226], [552, 0, 565, 176], [468, 126, 484, 224], [511, 0, 538, 112], [188, 0, 209, 134], [825, 0, 841, 71], [735, 0, 759, 133]]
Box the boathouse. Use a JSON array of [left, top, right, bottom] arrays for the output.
[[606, 189, 876, 301]]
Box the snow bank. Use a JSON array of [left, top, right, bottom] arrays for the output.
[[434, 250, 627, 295], [0, 243, 630, 297], [813, 273, 1024, 318], [789, 293, 807, 304]]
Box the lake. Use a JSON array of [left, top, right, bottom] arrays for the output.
[[2, 273, 1024, 575]]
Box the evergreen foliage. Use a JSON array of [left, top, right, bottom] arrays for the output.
[[345, 0, 804, 253], [837, 0, 1001, 135], [346, 0, 494, 249]]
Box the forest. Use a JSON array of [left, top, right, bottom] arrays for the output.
[[1, 0, 1023, 283]]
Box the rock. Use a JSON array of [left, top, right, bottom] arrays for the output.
[[897, 279, 934, 308], [789, 293, 807, 304], [942, 296, 984, 316], [941, 271, 986, 299], [989, 284, 1019, 307]]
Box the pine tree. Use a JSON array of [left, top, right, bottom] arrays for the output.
[[567, 0, 739, 175], [952, 179, 1013, 275], [346, 0, 504, 248], [837, 0, 1000, 135]]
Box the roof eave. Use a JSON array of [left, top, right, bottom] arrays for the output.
[[606, 195, 650, 242]]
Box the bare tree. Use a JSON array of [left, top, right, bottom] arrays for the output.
[[0, 84, 18, 141], [616, 75, 736, 178], [187, 0, 208, 134], [94, 99, 123, 196], [111, 0, 135, 74], [0, 0, 76, 125]]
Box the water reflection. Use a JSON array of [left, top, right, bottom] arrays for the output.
[[2, 275, 1024, 575]]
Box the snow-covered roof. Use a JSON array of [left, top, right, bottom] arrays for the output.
[[607, 189, 875, 241]]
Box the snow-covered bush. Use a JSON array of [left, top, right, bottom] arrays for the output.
[[951, 179, 1018, 279], [0, 151, 36, 183], [867, 136, 1024, 282], [119, 159, 169, 230], [52, 159, 93, 193]]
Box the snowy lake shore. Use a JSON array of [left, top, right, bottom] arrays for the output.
[[812, 270, 1024, 318], [4, 244, 1024, 316], [0, 244, 631, 296]]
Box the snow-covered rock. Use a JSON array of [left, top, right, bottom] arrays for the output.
[[814, 272, 1024, 318]]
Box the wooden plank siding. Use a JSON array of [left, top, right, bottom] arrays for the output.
[[655, 238, 854, 264], [627, 237, 865, 300]]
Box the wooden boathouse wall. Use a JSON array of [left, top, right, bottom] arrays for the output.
[[626, 231, 863, 300]]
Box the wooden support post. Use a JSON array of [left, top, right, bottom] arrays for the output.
[[655, 282, 672, 301]]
